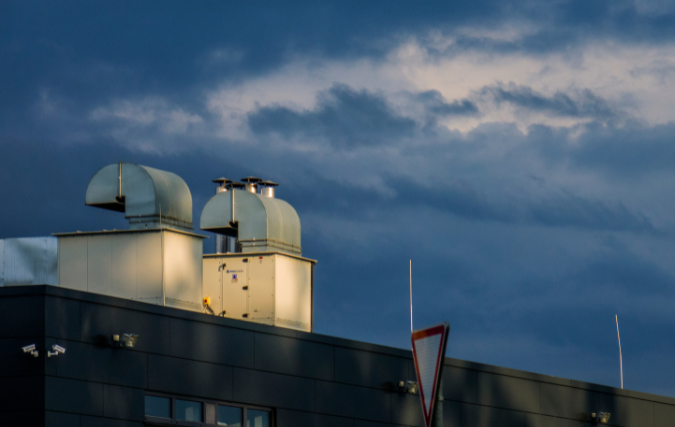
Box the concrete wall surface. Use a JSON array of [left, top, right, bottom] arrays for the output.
[[0, 285, 674, 427]]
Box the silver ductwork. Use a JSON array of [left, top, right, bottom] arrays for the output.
[[85, 162, 193, 231], [200, 186, 301, 255]]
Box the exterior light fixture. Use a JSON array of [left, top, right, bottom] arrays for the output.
[[396, 380, 419, 394], [591, 412, 611, 424], [22, 344, 38, 357], [48, 345, 66, 358], [113, 333, 140, 348]]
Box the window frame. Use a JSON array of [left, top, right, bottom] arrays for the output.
[[144, 392, 274, 427]]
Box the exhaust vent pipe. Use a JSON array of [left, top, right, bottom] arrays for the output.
[[212, 177, 232, 194], [259, 180, 279, 198], [241, 176, 261, 193]]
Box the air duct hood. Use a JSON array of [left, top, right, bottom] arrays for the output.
[[85, 162, 193, 231], [200, 189, 301, 255]]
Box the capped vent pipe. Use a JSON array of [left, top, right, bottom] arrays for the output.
[[212, 177, 232, 194], [259, 180, 279, 198], [241, 176, 261, 193]]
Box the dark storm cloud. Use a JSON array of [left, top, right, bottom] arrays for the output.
[[247, 84, 416, 149], [290, 172, 655, 234], [3, 0, 675, 135], [414, 90, 479, 118], [479, 83, 618, 120], [529, 122, 675, 178]]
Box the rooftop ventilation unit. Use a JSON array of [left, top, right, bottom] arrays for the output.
[[201, 177, 315, 331], [55, 162, 205, 311]]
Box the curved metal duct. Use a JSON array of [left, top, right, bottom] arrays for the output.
[[200, 188, 301, 255], [85, 162, 193, 231]]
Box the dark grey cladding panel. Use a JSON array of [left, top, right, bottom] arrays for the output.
[[45, 377, 103, 416], [353, 421, 406, 427], [598, 393, 654, 427], [477, 372, 541, 413], [53, 340, 90, 381], [0, 411, 44, 426], [0, 295, 45, 338], [45, 411, 81, 427], [335, 347, 407, 390], [233, 368, 315, 412], [255, 333, 334, 380], [104, 384, 145, 421], [45, 296, 80, 340], [276, 408, 354, 427], [315, 380, 391, 423], [148, 355, 233, 401], [89, 346, 147, 388], [655, 403, 675, 427], [442, 365, 478, 404], [0, 337, 47, 377], [525, 413, 594, 427], [170, 318, 254, 368], [461, 403, 526, 427], [390, 392, 423, 426], [81, 415, 145, 427], [540, 383, 598, 420], [80, 302, 171, 355], [443, 400, 461, 427], [0, 376, 44, 411]]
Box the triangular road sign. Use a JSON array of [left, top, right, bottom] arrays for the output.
[[411, 322, 450, 427]]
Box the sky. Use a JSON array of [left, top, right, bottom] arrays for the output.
[[3, 0, 675, 397]]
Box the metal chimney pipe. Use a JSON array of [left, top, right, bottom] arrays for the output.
[[212, 178, 232, 253], [241, 176, 262, 194], [259, 180, 279, 198]]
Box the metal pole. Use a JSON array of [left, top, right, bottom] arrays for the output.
[[410, 259, 413, 333], [616, 315, 623, 389], [432, 378, 443, 427]]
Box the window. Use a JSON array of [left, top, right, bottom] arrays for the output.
[[246, 409, 270, 427], [177, 399, 203, 423], [145, 395, 171, 419], [217, 405, 242, 426], [145, 394, 272, 426]]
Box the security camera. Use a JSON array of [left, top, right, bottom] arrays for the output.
[[52, 345, 66, 354], [22, 344, 38, 357], [47, 344, 66, 358]]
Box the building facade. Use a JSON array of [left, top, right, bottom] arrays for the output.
[[1, 285, 674, 427]]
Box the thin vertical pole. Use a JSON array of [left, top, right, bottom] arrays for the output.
[[616, 315, 623, 389], [410, 259, 413, 333]]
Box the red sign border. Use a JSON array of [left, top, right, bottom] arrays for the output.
[[411, 322, 450, 427]]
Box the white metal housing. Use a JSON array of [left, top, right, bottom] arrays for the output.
[[0, 237, 57, 286], [203, 252, 315, 331], [56, 229, 204, 311]]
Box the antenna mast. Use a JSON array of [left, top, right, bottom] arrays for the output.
[[410, 259, 413, 333], [616, 314, 623, 389]]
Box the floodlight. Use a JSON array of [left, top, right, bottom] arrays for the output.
[[121, 333, 139, 348], [406, 381, 419, 394], [591, 412, 611, 424], [22, 344, 38, 357]]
